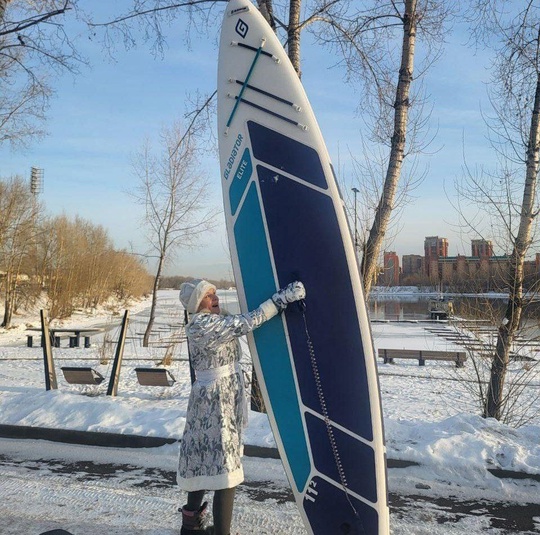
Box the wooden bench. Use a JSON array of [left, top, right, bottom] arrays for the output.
[[378, 348, 467, 368], [61, 366, 105, 385]]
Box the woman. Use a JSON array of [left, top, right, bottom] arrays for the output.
[[177, 278, 306, 535]]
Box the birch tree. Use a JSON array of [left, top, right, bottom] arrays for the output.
[[360, 0, 419, 295], [132, 123, 217, 347], [310, 1, 449, 294], [463, 1, 540, 421]]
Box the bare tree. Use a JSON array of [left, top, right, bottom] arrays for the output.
[[32, 214, 152, 322], [89, 1, 451, 299], [0, 0, 83, 148], [309, 1, 449, 295], [459, 1, 540, 421], [360, 1, 418, 295], [442, 293, 540, 428], [132, 122, 217, 347], [0, 175, 39, 327]]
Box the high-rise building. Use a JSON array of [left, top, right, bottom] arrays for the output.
[[471, 239, 494, 258], [402, 254, 423, 275], [424, 236, 449, 258], [382, 251, 400, 286], [424, 236, 448, 277]]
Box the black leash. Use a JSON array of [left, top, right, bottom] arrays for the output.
[[298, 300, 364, 530]]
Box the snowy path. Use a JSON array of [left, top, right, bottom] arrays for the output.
[[1, 437, 539, 534], [0, 438, 305, 535]]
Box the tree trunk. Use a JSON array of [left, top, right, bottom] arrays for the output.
[[1, 251, 23, 328], [2, 272, 14, 328], [143, 254, 165, 347], [257, 0, 276, 31], [287, 0, 302, 77], [360, 0, 417, 296], [484, 69, 540, 420]]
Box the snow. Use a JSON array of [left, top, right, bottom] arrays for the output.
[[0, 289, 539, 534]]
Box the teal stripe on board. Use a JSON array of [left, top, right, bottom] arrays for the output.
[[234, 182, 311, 491]]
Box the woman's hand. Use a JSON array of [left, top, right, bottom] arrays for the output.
[[272, 281, 306, 311]]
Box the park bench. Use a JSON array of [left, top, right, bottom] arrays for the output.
[[27, 332, 69, 348], [378, 348, 468, 368], [27, 328, 103, 348]]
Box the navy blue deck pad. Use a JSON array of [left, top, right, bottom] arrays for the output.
[[305, 412, 377, 502], [229, 148, 253, 216], [247, 121, 328, 189], [233, 182, 311, 491], [236, 97, 300, 127], [303, 476, 379, 534], [256, 165, 374, 440], [233, 79, 295, 107]]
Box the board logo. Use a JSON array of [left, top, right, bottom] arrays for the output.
[[235, 19, 249, 38], [224, 133, 244, 180], [230, 6, 249, 16]]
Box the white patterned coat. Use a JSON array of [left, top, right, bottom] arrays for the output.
[[177, 301, 276, 491]]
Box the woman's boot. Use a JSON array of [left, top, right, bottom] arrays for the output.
[[180, 501, 214, 534]]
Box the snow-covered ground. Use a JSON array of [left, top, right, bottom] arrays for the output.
[[0, 290, 539, 534]]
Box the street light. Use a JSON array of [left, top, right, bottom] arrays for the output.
[[352, 187, 359, 250]]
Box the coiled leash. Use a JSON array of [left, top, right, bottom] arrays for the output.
[[297, 300, 364, 533]]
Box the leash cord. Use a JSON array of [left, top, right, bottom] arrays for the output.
[[300, 309, 360, 518]]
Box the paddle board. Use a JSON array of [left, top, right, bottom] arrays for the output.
[[218, 1, 389, 533]]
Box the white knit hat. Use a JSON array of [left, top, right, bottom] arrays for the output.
[[179, 279, 217, 314]]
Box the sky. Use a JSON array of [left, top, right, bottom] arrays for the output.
[[0, 2, 504, 280]]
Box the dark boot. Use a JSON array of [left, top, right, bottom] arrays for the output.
[[180, 501, 214, 534]]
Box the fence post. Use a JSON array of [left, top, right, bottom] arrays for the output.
[[107, 310, 129, 397], [41, 310, 57, 390]]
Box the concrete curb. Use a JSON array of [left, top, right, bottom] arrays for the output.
[[2, 424, 538, 482], [0, 424, 281, 459], [0, 424, 176, 449], [0, 424, 409, 465]]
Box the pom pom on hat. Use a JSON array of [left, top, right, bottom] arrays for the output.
[[179, 279, 217, 314]]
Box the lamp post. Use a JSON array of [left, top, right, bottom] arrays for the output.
[[352, 187, 359, 251], [30, 166, 43, 195]]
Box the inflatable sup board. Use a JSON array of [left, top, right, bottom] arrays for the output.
[[218, 1, 389, 533]]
